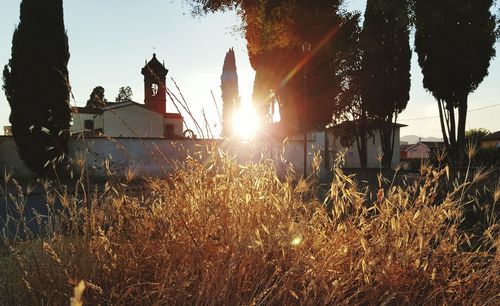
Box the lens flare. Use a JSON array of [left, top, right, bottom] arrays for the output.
[[291, 235, 303, 246], [232, 104, 260, 140]]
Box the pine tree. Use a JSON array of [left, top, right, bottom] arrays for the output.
[[86, 86, 107, 109], [115, 86, 133, 103], [361, 0, 411, 170], [220, 48, 240, 138], [3, 0, 71, 176]]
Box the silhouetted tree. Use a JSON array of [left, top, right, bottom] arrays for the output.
[[415, 0, 496, 167], [115, 86, 133, 102], [497, 8, 500, 38], [465, 128, 490, 148], [188, 0, 346, 136], [251, 1, 347, 135], [86, 86, 107, 109], [3, 0, 71, 176], [221, 48, 240, 138], [361, 0, 411, 169], [331, 13, 370, 168]]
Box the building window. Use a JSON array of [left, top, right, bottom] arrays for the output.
[[152, 83, 159, 96], [164, 124, 174, 137], [84, 119, 94, 130]]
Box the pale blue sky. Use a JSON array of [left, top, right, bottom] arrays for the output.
[[0, 0, 498, 137]]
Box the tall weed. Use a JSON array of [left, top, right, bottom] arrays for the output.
[[0, 147, 498, 305]]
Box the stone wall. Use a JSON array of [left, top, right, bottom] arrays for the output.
[[0, 135, 326, 180]]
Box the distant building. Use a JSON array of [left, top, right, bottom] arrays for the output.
[[3, 126, 12, 136], [419, 141, 446, 154], [326, 121, 406, 169], [71, 54, 184, 138], [400, 142, 429, 160], [479, 131, 500, 148], [400, 141, 445, 160]]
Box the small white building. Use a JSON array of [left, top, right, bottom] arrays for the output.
[[71, 54, 184, 138], [71, 101, 183, 138], [3, 126, 12, 136], [327, 122, 406, 169]]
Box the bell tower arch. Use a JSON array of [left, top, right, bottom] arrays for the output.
[[141, 53, 168, 114]]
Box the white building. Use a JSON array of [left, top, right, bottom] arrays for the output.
[[71, 101, 183, 138], [3, 126, 12, 136], [71, 54, 184, 138], [327, 122, 406, 169]]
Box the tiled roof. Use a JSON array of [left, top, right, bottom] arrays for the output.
[[73, 101, 183, 120], [480, 131, 500, 141], [165, 113, 182, 119], [103, 101, 143, 110], [420, 141, 445, 149], [401, 144, 417, 151], [72, 106, 102, 114], [73, 101, 147, 113], [327, 119, 408, 130], [142, 53, 168, 77]]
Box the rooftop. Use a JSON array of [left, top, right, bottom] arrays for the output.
[[480, 131, 500, 141]]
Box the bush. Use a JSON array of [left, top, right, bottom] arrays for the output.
[[470, 147, 500, 168], [1, 148, 499, 305]]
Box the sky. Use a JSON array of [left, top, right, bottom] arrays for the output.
[[0, 0, 499, 138]]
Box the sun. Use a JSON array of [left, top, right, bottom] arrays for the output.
[[232, 103, 260, 140]]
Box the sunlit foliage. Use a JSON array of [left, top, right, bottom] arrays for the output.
[[188, 0, 349, 134], [1, 147, 499, 304]]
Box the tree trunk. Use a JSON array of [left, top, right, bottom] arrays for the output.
[[252, 69, 271, 123], [445, 103, 458, 168], [448, 104, 457, 147], [380, 119, 394, 170], [358, 111, 368, 169], [359, 135, 368, 169], [457, 95, 468, 169], [324, 130, 330, 171], [437, 99, 450, 149]]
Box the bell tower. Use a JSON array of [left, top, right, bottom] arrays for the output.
[[141, 53, 168, 114]]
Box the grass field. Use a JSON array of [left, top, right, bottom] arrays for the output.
[[1, 147, 499, 305]]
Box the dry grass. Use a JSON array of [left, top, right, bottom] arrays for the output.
[[0, 147, 499, 305]]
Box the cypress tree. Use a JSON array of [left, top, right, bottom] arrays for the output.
[[361, 0, 411, 170], [220, 48, 240, 138], [3, 0, 71, 176], [415, 0, 496, 167]]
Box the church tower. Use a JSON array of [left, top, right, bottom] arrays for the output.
[[141, 53, 168, 114]]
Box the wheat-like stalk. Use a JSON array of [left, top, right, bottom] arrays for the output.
[[0, 144, 498, 305]]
